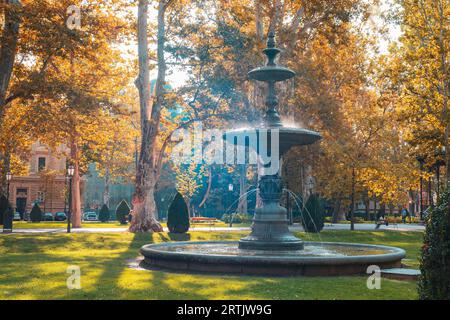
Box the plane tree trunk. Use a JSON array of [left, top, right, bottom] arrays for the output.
[[0, 0, 21, 195], [103, 167, 110, 208], [70, 139, 82, 228], [130, 0, 171, 233]]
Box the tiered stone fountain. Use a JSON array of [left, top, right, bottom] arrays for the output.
[[140, 33, 405, 276]]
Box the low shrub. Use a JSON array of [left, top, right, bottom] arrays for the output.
[[0, 195, 8, 225], [30, 203, 43, 222], [302, 194, 325, 233], [115, 200, 130, 225], [167, 192, 190, 233], [98, 204, 110, 222], [221, 213, 252, 224], [418, 185, 450, 300]]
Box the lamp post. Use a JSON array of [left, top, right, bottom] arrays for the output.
[[6, 172, 12, 201], [67, 165, 75, 233], [64, 174, 68, 216], [228, 183, 234, 228], [416, 156, 425, 221], [434, 146, 446, 198]]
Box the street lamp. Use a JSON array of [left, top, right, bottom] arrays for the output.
[[67, 165, 75, 233], [228, 184, 234, 228], [6, 172, 12, 201], [416, 156, 425, 221], [434, 146, 446, 196]]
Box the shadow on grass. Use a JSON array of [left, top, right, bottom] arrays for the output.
[[168, 233, 191, 241], [91, 232, 207, 299], [0, 233, 72, 254]]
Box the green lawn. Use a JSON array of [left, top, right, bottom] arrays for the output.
[[0, 230, 422, 300], [12, 221, 247, 229], [12, 221, 126, 229]]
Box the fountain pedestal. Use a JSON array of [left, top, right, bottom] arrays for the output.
[[239, 174, 304, 250]]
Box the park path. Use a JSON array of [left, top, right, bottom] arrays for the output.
[[5, 223, 424, 234]]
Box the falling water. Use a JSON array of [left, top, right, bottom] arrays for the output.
[[284, 189, 322, 244], [225, 188, 258, 226]]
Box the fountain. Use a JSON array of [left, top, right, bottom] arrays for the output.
[[140, 32, 406, 276]]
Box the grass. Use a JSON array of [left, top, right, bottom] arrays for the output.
[[12, 221, 126, 229], [0, 230, 423, 300], [12, 221, 250, 229]]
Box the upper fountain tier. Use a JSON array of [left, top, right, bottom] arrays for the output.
[[227, 31, 322, 153], [248, 32, 296, 83]]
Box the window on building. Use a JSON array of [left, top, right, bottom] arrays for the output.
[[17, 188, 28, 195], [37, 191, 45, 203], [38, 157, 46, 172]]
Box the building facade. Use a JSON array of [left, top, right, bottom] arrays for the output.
[[8, 142, 83, 217]]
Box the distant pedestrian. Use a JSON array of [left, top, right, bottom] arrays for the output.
[[401, 208, 409, 224]]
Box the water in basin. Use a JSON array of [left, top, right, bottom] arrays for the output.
[[156, 242, 395, 258]]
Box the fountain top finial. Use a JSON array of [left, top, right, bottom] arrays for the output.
[[267, 30, 276, 48], [249, 32, 295, 81]]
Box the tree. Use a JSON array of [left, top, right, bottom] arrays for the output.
[[389, 0, 450, 181], [39, 169, 58, 213], [0, 195, 8, 225], [167, 191, 190, 233], [174, 162, 207, 217], [0, 0, 22, 194], [302, 194, 324, 233], [0, 0, 135, 227], [94, 110, 139, 208], [0, 0, 134, 193], [30, 203, 42, 222], [418, 184, 450, 300], [115, 200, 131, 225], [98, 204, 110, 223], [130, 0, 173, 233]]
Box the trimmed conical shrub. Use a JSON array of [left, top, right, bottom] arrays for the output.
[[418, 184, 450, 300], [0, 195, 8, 225], [302, 194, 325, 233], [30, 203, 43, 222], [115, 200, 130, 225], [2, 205, 14, 230], [99, 204, 110, 222], [167, 192, 190, 233]]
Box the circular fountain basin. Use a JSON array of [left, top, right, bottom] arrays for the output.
[[140, 241, 405, 276]]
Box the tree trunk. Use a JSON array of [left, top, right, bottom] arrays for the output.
[[0, 0, 21, 117], [350, 167, 355, 231], [255, 0, 264, 42], [71, 141, 82, 228], [437, 4, 450, 183], [103, 167, 110, 208], [364, 193, 370, 221], [269, 0, 283, 35], [0, 1, 21, 195], [237, 164, 248, 214], [130, 0, 169, 233], [199, 167, 212, 209], [332, 198, 341, 223]]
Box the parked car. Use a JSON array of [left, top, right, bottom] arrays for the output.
[[13, 212, 21, 221], [54, 212, 67, 221], [83, 212, 98, 221], [43, 213, 54, 221]]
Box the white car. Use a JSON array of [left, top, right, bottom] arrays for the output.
[[83, 212, 98, 221], [13, 212, 21, 221]]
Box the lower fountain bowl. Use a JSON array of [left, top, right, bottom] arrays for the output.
[[140, 241, 406, 276]]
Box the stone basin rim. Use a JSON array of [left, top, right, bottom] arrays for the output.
[[140, 241, 406, 266]]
